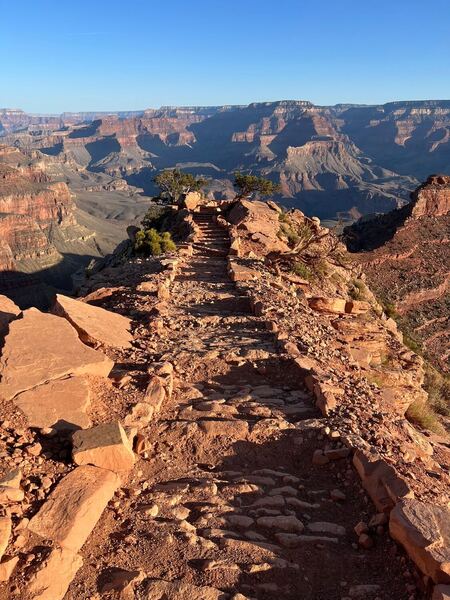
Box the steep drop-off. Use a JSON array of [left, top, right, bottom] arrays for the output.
[[345, 175, 450, 373]]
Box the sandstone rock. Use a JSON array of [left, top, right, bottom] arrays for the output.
[[28, 465, 120, 552], [124, 402, 154, 429], [0, 469, 24, 503], [228, 262, 261, 282], [0, 294, 20, 336], [72, 421, 135, 472], [308, 297, 347, 314], [143, 579, 227, 599], [389, 499, 450, 583], [14, 376, 91, 430], [0, 555, 19, 582], [307, 522, 346, 536], [52, 293, 132, 349], [353, 449, 414, 512], [0, 308, 113, 400], [256, 515, 304, 533], [183, 191, 202, 211], [345, 300, 371, 315], [145, 375, 166, 413], [312, 449, 329, 465], [0, 517, 11, 561], [25, 547, 83, 600]]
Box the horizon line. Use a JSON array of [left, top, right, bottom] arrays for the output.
[[2, 98, 450, 117]]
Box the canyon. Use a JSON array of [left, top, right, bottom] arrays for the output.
[[0, 198, 448, 599], [1, 99, 449, 308], [3, 99, 450, 222], [345, 174, 450, 373]]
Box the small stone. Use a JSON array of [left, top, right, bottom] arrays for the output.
[[330, 489, 346, 501], [312, 450, 329, 466], [358, 533, 374, 549], [354, 521, 369, 536]]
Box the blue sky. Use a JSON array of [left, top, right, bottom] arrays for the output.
[[1, 0, 449, 113]]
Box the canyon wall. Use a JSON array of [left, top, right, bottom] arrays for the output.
[[345, 176, 450, 373]]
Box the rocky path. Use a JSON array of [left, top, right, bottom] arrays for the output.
[[64, 209, 418, 599]]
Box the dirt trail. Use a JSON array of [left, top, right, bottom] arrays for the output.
[[72, 209, 416, 599]]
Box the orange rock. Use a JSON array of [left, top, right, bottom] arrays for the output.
[[28, 465, 120, 552], [14, 376, 91, 431], [228, 262, 261, 282], [0, 555, 19, 582], [353, 449, 414, 512], [0, 308, 113, 400], [0, 517, 11, 561], [308, 297, 347, 314], [345, 300, 371, 314], [52, 293, 132, 349], [72, 422, 135, 472], [0, 294, 20, 335], [390, 499, 450, 584], [25, 547, 83, 600]]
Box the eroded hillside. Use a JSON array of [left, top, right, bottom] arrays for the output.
[[0, 198, 448, 600], [345, 175, 450, 375]]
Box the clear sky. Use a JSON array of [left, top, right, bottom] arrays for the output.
[[1, 0, 449, 113]]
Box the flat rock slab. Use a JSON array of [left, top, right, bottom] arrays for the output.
[[25, 547, 83, 600], [0, 517, 11, 561], [72, 421, 135, 472], [0, 308, 113, 400], [52, 293, 132, 349], [390, 499, 450, 584], [28, 465, 120, 553], [14, 376, 91, 431], [144, 579, 227, 599]]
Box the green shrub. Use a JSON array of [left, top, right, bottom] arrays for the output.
[[160, 231, 176, 253], [424, 365, 450, 417], [141, 205, 173, 231], [406, 399, 445, 435], [291, 262, 313, 280], [134, 228, 176, 256], [403, 332, 422, 354], [349, 279, 366, 300], [382, 301, 398, 319]]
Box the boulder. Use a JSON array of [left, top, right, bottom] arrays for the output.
[[14, 376, 91, 431], [0, 294, 20, 336], [308, 297, 347, 314], [28, 465, 120, 552], [52, 293, 132, 349], [390, 499, 450, 583], [0, 308, 113, 400], [353, 449, 414, 512], [72, 422, 135, 472], [25, 547, 83, 600], [183, 191, 202, 211]]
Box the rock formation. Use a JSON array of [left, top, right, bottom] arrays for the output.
[[0, 198, 448, 599], [344, 175, 450, 373]]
